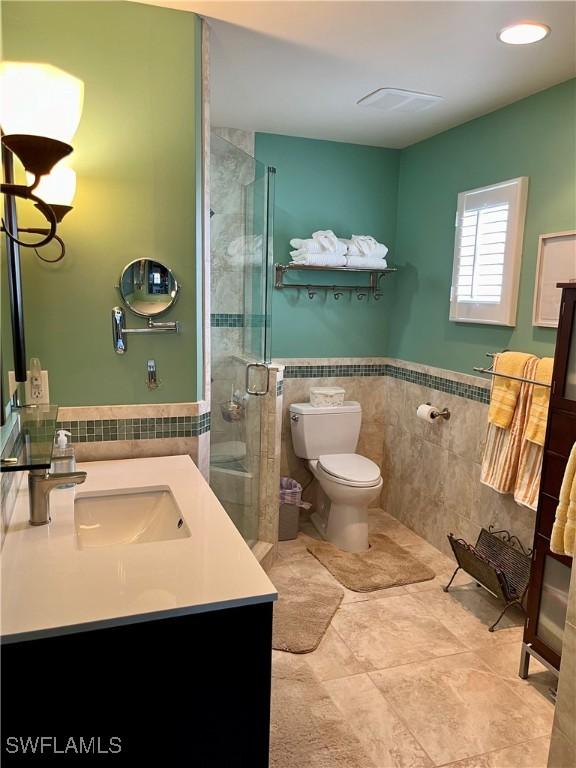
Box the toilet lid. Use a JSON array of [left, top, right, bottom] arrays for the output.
[[318, 453, 381, 485]]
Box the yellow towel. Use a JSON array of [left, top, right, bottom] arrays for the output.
[[525, 357, 554, 446], [550, 442, 576, 558], [488, 352, 538, 430], [482, 358, 538, 494]]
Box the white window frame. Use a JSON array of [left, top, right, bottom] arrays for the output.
[[449, 176, 529, 326]]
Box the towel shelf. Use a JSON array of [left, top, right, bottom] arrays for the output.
[[473, 352, 552, 388], [274, 263, 396, 300]]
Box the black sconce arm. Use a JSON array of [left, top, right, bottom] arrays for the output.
[[0, 181, 57, 248]]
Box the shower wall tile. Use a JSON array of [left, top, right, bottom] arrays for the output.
[[278, 356, 536, 557]]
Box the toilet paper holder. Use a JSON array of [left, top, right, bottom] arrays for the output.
[[425, 403, 451, 421], [426, 402, 451, 421]]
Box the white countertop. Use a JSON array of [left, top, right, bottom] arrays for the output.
[[1, 455, 277, 643]]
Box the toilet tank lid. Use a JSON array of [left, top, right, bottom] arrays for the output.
[[289, 401, 360, 415]]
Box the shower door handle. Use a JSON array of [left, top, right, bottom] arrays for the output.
[[246, 363, 269, 396]]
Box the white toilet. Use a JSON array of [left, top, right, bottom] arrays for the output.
[[289, 401, 383, 552]]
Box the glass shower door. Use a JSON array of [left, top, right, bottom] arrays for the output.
[[209, 133, 274, 546]]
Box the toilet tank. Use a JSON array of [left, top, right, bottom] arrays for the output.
[[289, 402, 361, 459]]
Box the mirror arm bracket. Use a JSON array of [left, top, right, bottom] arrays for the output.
[[112, 307, 180, 355]]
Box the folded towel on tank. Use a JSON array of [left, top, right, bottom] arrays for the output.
[[345, 256, 388, 269], [488, 352, 538, 430], [289, 253, 347, 267]]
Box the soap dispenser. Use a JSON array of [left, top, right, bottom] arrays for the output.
[[51, 430, 77, 488]]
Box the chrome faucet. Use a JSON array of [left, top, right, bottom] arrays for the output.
[[28, 468, 87, 526]]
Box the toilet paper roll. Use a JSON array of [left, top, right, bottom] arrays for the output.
[[416, 403, 437, 422]]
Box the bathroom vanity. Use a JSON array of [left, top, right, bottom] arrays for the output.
[[1, 456, 277, 766]]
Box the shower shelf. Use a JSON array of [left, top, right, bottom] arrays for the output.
[[274, 263, 396, 300]]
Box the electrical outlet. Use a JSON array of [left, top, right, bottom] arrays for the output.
[[8, 370, 50, 405]]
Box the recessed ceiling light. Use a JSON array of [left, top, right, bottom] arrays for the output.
[[498, 22, 550, 45]]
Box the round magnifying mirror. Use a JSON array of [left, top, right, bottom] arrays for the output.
[[119, 258, 179, 317]]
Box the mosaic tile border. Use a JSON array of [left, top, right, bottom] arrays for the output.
[[283, 363, 490, 404], [276, 380, 284, 397], [210, 313, 268, 328], [21, 413, 211, 444], [211, 313, 244, 327], [61, 413, 210, 443]]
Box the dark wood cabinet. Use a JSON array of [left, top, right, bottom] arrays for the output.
[[521, 284, 576, 678], [2, 602, 274, 766]]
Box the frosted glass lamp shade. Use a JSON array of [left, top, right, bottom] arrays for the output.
[[0, 62, 84, 143], [27, 166, 76, 207]]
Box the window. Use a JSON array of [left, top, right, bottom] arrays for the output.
[[450, 177, 529, 325]]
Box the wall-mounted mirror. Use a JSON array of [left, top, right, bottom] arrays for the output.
[[119, 258, 179, 318]]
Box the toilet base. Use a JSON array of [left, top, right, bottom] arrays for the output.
[[310, 493, 370, 553], [326, 501, 369, 552]]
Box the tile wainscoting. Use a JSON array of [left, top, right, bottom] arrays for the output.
[[56, 401, 210, 473], [277, 357, 537, 557]]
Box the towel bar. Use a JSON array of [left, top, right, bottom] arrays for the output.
[[473, 352, 552, 387]]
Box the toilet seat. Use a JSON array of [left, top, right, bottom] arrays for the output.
[[317, 453, 381, 487]]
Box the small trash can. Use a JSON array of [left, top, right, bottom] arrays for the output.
[[278, 477, 310, 541]]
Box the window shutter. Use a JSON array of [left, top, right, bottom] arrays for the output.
[[450, 177, 528, 326]]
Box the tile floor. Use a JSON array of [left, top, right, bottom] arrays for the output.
[[270, 510, 556, 768]]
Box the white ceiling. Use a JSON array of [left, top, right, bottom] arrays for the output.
[[142, 1, 576, 148]]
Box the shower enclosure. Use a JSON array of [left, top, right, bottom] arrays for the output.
[[209, 132, 275, 547]]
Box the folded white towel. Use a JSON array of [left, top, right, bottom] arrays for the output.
[[346, 255, 388, 269], [290, 238, 326, 254], [291, 241, 347, 259], [290, 253, 347, 267], [339, 238, 388, 258], [290, 229, 342, 255]]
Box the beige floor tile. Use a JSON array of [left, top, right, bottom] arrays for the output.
[[437, 736, 551, 768], [404, 568, 476, 594], [411, 585, 524, 650], [276, 535, 310, 561], [325, 673, 434, 768], [368, 509, 426, 546], [332, 593, 467, 671], [304, 626, 367, 682], [475, 642, 556, 723], [370, 653, 552, 765]]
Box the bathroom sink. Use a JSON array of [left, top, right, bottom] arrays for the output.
[[74, 487, 190, 549]]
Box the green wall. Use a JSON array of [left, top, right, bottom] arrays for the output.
[[389, 79, 576, 373], [255, 133, 400, 358], [2, 1, 201, 406]]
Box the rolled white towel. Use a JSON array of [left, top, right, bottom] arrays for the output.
[[290, 229, 346, 254], [346, 255, 388, 269], [312, 229, 339, 251], [290, 253, 347, 267], [350, 235, 389, 258]]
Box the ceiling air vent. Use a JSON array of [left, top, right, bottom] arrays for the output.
[[357, 88, 443, 113]]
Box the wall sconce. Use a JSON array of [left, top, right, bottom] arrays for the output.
[[0, 62, 83, 256]]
